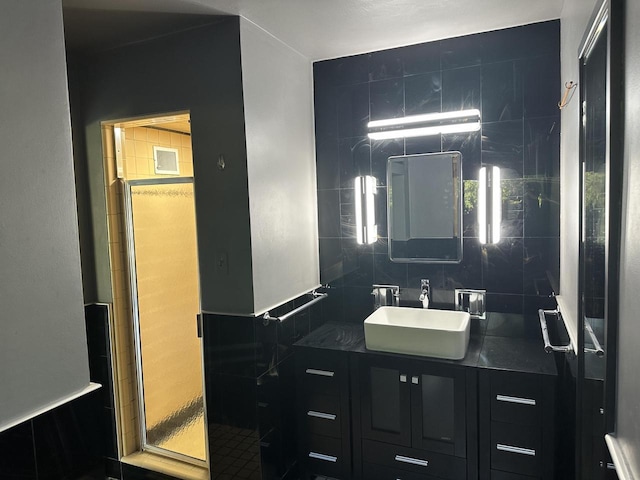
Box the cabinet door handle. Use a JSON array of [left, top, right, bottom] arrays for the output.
[[309, 452, 338, 463], [496, 443, 536, 456], [411, 376, 419, 385], [394, 455, 429, 467], [307, 410, 337, 420], [305, 368, 335, 377], [496, 394, 536, 406], [400, 374, 407, 383]]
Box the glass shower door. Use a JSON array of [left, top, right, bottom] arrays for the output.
[[125, 178, 206, 465]]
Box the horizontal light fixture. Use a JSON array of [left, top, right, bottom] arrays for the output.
[[355, 175, 377, 245], [478, 166, 502, 245], [367, 109, 481, 140]]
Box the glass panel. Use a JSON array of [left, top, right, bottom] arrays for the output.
[[130, 181, 205, 462], [421, 374, 454, 442], [583, 23, 608, 369], [370, 367, 401, 433], [579, 18, 608, 480]]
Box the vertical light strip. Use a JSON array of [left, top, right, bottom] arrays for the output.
[[478, 167, 487, 244], [365, 176, 377, 244], [354, 177, 364, 244], [492, 166, 502, 244], [355, 175, 377, 245], [478, 166, 501, 245]]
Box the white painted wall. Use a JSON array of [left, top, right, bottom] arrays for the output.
[[0, 0, 90, 431], [615, 0, 640, 475], [240, 17, 320, 314], [559, 0, 599, 347]]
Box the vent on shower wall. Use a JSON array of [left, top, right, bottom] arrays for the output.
[[153, 146, 180, 175]]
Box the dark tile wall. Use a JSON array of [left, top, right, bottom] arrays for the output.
[[84, 304, 119, 468], [0, 392, 104, 480], [203, 295, 325, 480], [315, 20, 561, 317], [0, 304, 126, 480], [0, 305, 108, 480]]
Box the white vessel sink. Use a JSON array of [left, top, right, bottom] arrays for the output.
[[364, 307, 471, 360]]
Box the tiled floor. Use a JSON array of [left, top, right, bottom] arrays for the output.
[[208, 423, 261, 480]]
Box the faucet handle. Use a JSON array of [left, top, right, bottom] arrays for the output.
[[372, 284, 400, 309], [421, 279, 430, 288]]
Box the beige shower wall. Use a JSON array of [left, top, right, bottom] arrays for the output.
[[122, 127, 193, 180], [102, 124, 199, 455], [103, 125, 139, 455]]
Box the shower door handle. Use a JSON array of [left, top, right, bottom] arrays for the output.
[[196, 313, 203, 338]]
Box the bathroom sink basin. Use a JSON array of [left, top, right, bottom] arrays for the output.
[[364, 307, 471, 360]]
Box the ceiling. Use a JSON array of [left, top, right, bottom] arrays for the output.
[[62, 0, 564, 61]]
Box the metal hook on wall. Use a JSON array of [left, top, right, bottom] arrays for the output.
[[558, 81, 578, 109]]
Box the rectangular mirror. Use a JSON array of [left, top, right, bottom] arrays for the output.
[[387, 151, 462, 263]]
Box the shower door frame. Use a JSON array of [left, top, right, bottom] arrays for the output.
[[123, 176, 208, 468]]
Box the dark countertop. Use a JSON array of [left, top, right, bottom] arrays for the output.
[[294, 312, 557, 376]]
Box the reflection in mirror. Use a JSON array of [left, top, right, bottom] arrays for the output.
[[387, 152, 462, 263]]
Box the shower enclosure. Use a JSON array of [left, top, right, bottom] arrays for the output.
[[124, 177, 206, 466]]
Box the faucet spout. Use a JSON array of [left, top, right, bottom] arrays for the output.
[[420, 294, 430, 309], [419, 279, 430, 309]]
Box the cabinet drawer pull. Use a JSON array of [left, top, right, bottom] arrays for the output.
[[411, 376, 419, 385], [496, 394, 536, 406], [394, 455, 429, 467], [496, 443, 536, 456], [305, 368, 335, 377], [307, 410, 337, 420], [400, 374, 407, 383], [309, 452, 338, 463]]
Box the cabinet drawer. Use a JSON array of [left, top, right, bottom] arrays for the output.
[[296, 350, 345, 396], [491, 422, 541, 476], [363, 439, 466, 480], [363, 462, 443, 480], [490, 372, 541, 426], [491, 469, 539, 480], [303, 393, 341, 438], [303, 434, 345, 478]]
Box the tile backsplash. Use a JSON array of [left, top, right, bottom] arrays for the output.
[[314, 20, 561, 318]]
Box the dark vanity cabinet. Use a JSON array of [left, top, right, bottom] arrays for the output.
[[357, 354, 475, 480], [294, 321, 560, 480], [478, 370, 556, 480], [295, 347, 353, 479]]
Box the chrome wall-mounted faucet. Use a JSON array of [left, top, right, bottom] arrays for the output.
[[455, 288, 486, 319], [419, 279, 430, 309], [372, 284, 399, 309]]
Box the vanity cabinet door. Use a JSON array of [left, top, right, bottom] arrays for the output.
[[410, 362, 467, 457], [360, 356, 412, 447]]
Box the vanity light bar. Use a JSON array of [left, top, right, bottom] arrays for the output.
[[478, 166, 502, 245], [355, 175, 377, 245], [367, 109, 481, 140]]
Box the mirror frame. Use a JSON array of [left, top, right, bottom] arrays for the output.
[[386, 151, 463, 264]]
